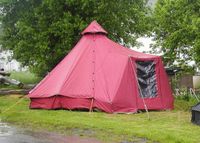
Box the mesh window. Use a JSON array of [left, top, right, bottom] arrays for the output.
[[136, 61, 157, 98]]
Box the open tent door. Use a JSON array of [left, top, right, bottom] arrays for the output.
[[130, 57, 167, 110], [136, 60, 158, 98]]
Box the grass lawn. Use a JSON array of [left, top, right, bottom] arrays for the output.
[[0, 71, 41, 89], [0, 95, 200, 143], [10, 71, 41, 84]]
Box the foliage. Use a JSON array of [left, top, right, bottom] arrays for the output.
[[0, 71, 40, 89], [153, 0, 200, 67], [175, 94, 199, 112], [0, 0, 151, 76], [10, 71, 41, 84], [0, 84, 20, 89], [176, 94, 190, 102], [0, 96, 200, 143]]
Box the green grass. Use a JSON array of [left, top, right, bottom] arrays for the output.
[[0, 84, 20, 90], [10, 71, 41, 84], [0, 96, 200, 143], [174, 95, 198, 111]]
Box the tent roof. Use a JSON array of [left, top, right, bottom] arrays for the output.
[[81, 21, 158, 59], [81, 20, 108, 35]]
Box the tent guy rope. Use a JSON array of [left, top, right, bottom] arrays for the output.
[[0, 97, 25, 114]]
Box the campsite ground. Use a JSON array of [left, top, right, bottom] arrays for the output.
[[0, 72, 200, 143], [0, 95, 200, 143]]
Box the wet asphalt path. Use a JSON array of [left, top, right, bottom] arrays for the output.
[[0, 122, 103, 143]]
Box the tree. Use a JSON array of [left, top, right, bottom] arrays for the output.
[[153, 0, 200, 68], [0, 0, 151, 76]]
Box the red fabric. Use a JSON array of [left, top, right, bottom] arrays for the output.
[[28, 20, 174, 113], [81, 20, 107, 35]]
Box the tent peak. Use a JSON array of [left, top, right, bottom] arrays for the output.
[[81, 20, 108, 35]]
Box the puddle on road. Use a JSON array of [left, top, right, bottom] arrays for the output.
[[0, 122, 13, 137], [0, 121, 104, 143], [0, 118, 151, 143]]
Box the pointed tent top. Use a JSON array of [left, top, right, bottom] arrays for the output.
[[81, 20, 108, 35]]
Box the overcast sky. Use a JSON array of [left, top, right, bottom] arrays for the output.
[[132, 37, 155, 54]]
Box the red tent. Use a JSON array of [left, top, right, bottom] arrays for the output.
[[28, 21, 174, 113]]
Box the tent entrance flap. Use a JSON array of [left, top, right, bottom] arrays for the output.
[[136, 60, 157, 98]]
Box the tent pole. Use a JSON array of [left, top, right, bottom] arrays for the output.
[[129, 57, 150, 120], [89, 98, 94, 112], [137, 78, 150, 120]]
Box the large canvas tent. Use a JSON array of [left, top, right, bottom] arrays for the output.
[[28, 21, 174, 113]]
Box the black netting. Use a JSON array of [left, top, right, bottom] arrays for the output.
[[136, 61, 157, 98]]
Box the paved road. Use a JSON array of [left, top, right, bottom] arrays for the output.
[[0, 122, 103, 143]]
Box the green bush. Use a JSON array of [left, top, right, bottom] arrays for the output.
[[175, 92, 199, 111], [10, 71, 42, 84]]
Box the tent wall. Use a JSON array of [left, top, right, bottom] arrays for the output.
[[30, 96, 91, 110], [158, 58, 174, 109], [30, 96, 114, 113], [29, 36, 93, 98], [111, 58, 138, 113], [59, 36, 94, 98]]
